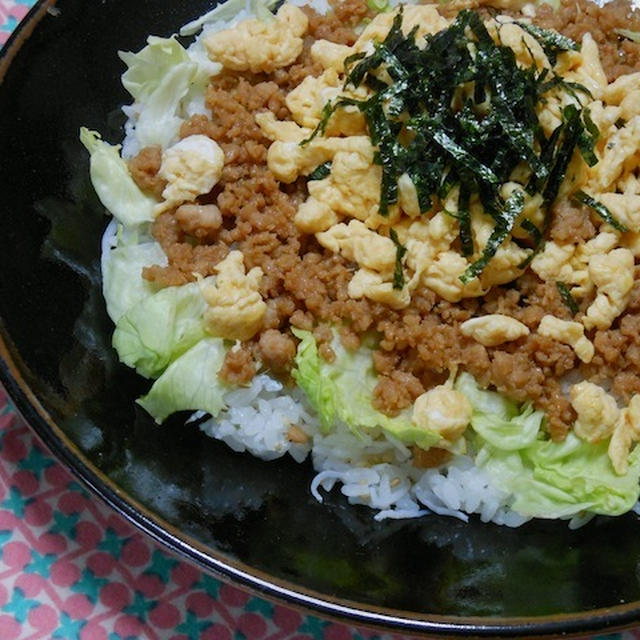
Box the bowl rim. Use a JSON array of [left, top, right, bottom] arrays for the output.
[[3, 2, 640, 636]]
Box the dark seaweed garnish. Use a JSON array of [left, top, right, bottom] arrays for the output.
[[556, 281, 579, 316], [572, 190, 628, 232], [389, 228, 407, 289], [302, 9, 601, 282], [308, 162, 332, 181]]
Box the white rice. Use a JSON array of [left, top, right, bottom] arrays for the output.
[[196, 373, 534, 526], [200, 374, 317, 463]]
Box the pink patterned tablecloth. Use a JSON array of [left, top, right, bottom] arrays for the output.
[[2, 2, 640, 639]]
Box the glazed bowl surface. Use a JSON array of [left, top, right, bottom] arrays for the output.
[[2, 2, 640, 636]]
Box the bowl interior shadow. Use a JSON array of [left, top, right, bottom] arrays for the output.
[[2, 0, 640, 635]]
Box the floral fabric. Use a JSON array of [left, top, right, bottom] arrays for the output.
[[0, 0, 32, 44], [1, 2, 640, 638], [0, 384, 391, 640]]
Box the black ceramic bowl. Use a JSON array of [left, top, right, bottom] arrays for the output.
[[3, 2, 640, 637]]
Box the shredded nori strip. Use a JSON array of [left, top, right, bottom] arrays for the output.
[[515, 21, 579, 65], [302, 8, 601, 281], [556, 281, 579, 316], [389, 228, 407, 289], [300, 102, 335, 145], [572, 190, 629, 232], [583, 108, 600, 143], [458, 185, 474, 257], [520, 218, 543, 246], [307, 162, 332, 181], [461, 189, 525, 283]]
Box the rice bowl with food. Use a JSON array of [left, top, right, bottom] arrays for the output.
[[81, 0, 640, 528]]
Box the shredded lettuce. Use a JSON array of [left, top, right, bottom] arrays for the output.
[[292, 329, 439, 448], [534, 0, 560, 10], [455, 371, 518, 420], [79, 128, 156, 228], [614, 28, 640, 43], [179, 0, 279, 36], [137, 337, 228, 423], [457, 373, 640, 518], [470, 404, 543, 452], [120, 36, 193, 101], [366, 0, 391, 12], [119, 36, 218, 150], [477, 436, 640, 519], [112, 279, 211, 378], [102, 240, 168, 323]]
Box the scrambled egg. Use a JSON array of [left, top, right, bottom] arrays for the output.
[[201, 251, 266, 341], [589, 116, 640, 192], [254, 111, 310, 144], [597, 192, 640, 232], [486, 19, 551, 72], [609, 396, 640, 474], [294, 198, 338, 234], [348, 269, 411, 309], [412, 385, 472, 442], [266, 135, 375, 184], [421, 252, 487, 303], [286, 69, 368, 136], [316, 220, 410, 308], [308, 143, 387, 227], [316, 220, 396, 273], [537, 315, 594, 363], [471, 208, 531, 287], [583, 248, 635, 330], [531, 234, 634, 331], [570, 381, 620, 444], [530, 240, 576, 283], [310, 39, 352, 71], [397, 173, 421, 219], [460, 314, 530, 347], [204, 4, 308, 74], [555, 33, 607, 100], [354, 4, 448, 51], [156, 135, 224, 215]]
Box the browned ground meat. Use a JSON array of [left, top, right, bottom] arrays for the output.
[[129, 146, 166, 198], [536, 0, 640, 82], [302, 3, 364, 44], [373, 371, 425, 416], [258, 329, 297, 372], [412, 447, 453, 468], [132, 0, 640, 436], [175, 204, 223, 241], [549, 198, 597, 245], [219, 347, 256, 385]]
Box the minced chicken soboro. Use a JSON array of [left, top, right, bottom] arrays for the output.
[[129, 0, 640, 449]]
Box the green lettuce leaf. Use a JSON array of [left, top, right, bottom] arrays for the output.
[[112, 279, 210, 378], [470, 404, 543, 451], [477, 435, 640, 519], [292, 329, 439, 448], [458, 372, 640, 518], [120, 36, 192, 101], [180, 0, 279, 36], [80, 128, 156, 228], [102, 238, 167, 323], [119, 36, 215, 149], [133, 62, 200, 149], [137, 337, 228, 423], [455, 371, 518, 420]]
